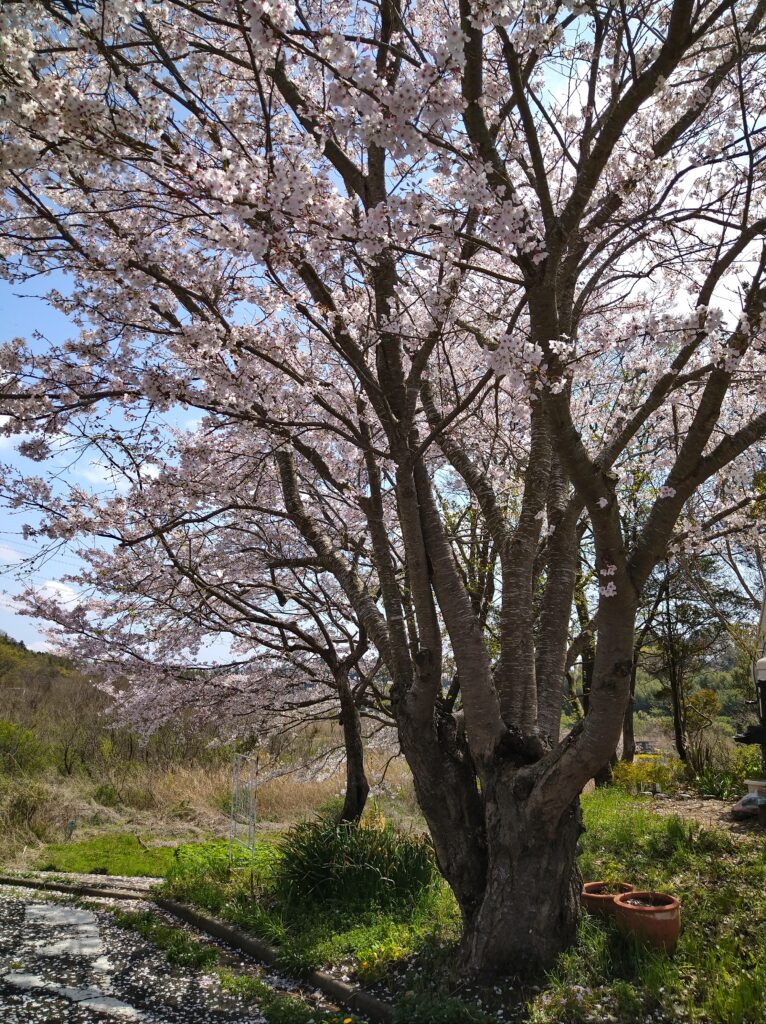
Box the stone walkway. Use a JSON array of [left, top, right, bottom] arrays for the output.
[[0, 886, 267, 1022]]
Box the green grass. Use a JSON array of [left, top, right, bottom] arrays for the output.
[[530, 788, 766, 1024], [111, 907, 364, 1023], [112, 908, 220, 969], [218, 972, 362, 1024], [34, 833, 262, 878], [36, 834, 184, 876], [163, 828, 458, 980]]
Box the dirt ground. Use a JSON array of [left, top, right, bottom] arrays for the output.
[[648, 792, 766, 836]]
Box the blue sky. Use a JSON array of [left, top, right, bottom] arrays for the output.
[[0, 277, 221, 660], [0, 276, 92, 650]]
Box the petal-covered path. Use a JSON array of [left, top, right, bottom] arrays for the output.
[[0, 886, 267, 1022]]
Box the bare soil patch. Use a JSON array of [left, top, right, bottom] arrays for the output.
[[648, 792, 765, 835]]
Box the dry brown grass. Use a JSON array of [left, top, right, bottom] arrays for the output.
[[0, 744, 425, 870]]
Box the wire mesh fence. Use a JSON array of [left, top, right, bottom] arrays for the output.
[[229, 751, 260, 886]]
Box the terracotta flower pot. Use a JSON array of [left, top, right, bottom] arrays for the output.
[[581, 881, 634, 916], [613, 890, 681, 951]]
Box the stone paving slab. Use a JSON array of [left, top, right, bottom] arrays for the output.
[[0, 886, 267, 1022]]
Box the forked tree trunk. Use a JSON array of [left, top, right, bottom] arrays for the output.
[[461, 781, 583, 978], [396, 705, 589, 978], [337, 675, 370, 824]]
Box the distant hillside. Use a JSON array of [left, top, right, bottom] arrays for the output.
[[0, 632, 73, 690]]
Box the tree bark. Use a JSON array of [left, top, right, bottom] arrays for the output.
[[397, 706, 488, 928], [594, 755, 616, 788], [461, 778, 583, 979], [337, 674, 370, 824], [621, 662, 637, 763]]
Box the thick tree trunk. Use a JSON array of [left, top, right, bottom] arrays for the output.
[[397, 706, 488, 926], [462, 780, 583, 979], [337, 676, 370, 824]]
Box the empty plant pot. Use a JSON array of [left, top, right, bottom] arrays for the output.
[[582, 881, 634, 916], [613, 890, 681, 951]]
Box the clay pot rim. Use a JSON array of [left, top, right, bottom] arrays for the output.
[[582, 881, 634, 896], [613, 890, 680, 912]]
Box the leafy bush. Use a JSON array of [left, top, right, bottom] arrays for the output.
[[274, 815, 437, 911], [611, 754, 684, 794], [93, 782, 121, 806], [0, 719, 49, 775], [690, 744, 762, 799]]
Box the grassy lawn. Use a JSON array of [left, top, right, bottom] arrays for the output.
[[158, 791, 766, 1024], [535, 789, 766, 1024], [36, 833, 180, 876]]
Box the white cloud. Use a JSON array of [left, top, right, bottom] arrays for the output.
[[78, 460, 130, 492], [27, 638, 53, 653], [38, 580, 79, 606]]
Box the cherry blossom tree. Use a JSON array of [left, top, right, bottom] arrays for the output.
[[16, 423, 388, 823], [2, 0, 766, 978]]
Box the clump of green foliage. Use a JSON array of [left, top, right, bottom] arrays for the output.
[[163, 822, 457, 980], [611, 753, 685, 794], [274, 814, 438, 911], [0, 719, 50, 775], [690, 744, 762, 799]]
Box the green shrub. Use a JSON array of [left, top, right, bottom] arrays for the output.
[[690, 744, 762, 799], [0, 720, 49, 775], [612, 754, 684, 794], [274, 815, 437, 911], [93, 782, 121, 807]]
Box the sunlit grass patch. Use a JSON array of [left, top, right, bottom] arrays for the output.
[[36, 833, 179, 876]]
